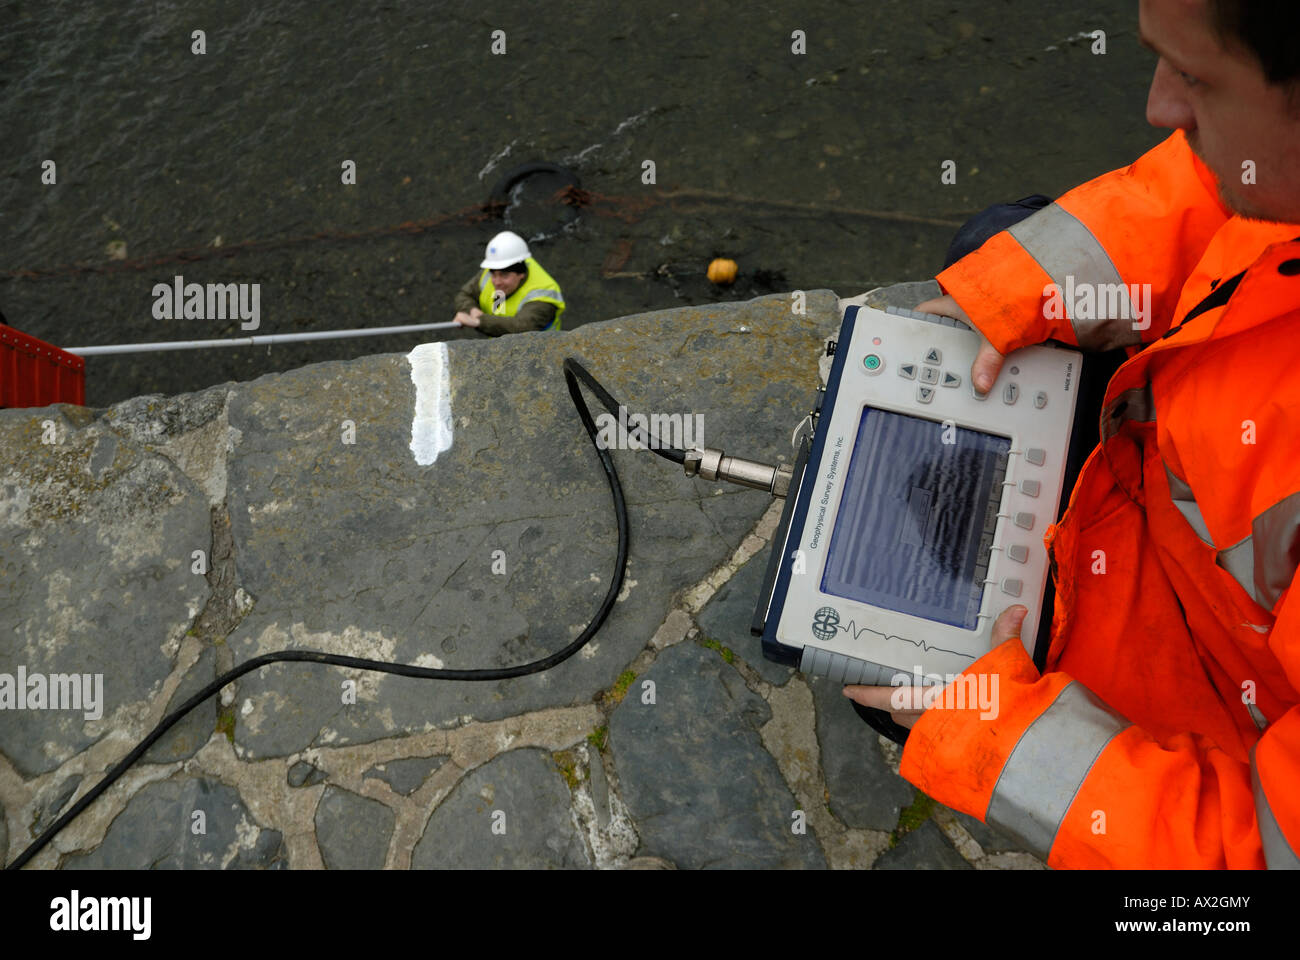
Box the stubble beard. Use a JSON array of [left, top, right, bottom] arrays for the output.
[[1189, 129, 1300, 223], [1187, 131, 1271, 221]]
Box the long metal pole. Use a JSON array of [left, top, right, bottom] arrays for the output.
[[63, 321, 463, 356]]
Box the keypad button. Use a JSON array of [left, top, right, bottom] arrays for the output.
[[1001, 578, 1024, 597], [1025, 448, 1046, 466], [942, 371, 962, 388], [920, 366, 940, 385], [1014, 512, 1035, 530], [898, 362, 917, 380], [924, 347, 942, 364], [1007, 544, 1029, 563], [1034, 391, 1048, 409], [862, 354, 884, 375], [1003, 382, 1020, 404], [917, 386, 935, 404], [971, 383, 989, 401], [1020, 479, 1041, 497]]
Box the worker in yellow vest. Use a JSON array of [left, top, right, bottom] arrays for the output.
[[452, 231, 566, 335]]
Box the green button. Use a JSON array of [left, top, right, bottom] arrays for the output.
[[863, 354, 881, 370]]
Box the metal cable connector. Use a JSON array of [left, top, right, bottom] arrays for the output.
[[683, 448, 794, 498]]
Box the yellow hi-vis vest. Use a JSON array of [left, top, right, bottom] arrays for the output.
[[477, 257, 565, 331]]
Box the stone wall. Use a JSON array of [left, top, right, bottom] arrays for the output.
[[0, 288, 1040, 869]]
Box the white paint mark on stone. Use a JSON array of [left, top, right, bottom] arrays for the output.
[[408, 342, 453, 465]]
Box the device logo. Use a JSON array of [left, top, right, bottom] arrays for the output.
[[811, 606, 841, 642]]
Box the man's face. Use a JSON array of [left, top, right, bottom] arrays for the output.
[[490, 269, 525, 299], [1142, 0, 1300, 223]]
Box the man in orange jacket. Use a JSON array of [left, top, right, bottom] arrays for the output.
[[845, 0, 1300, 868]]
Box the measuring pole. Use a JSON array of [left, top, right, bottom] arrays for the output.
[[64, 321, 462, 356]]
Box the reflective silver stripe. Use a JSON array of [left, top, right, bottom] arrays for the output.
[[478, 271, 490, 291], [1246, 702, 1269, 731], [1251, 491, 1300, 610], [1175, 503, 1213, 546], [1219, 537, 1259, 605], [985, 681, 1130, 859], [1101, 384, 1155, 440], [1006, 203, 1140, 350], [1250, 744, 1300, 869], [1163, 462, 1300, 608], [1217, 492, 1300, 610], [519, 287, 564, 306], [1165, 465, 1194, 501], [1165, 463, 1213, 547]]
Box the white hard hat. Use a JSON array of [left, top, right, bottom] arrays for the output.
[[481, 231, 531, 269]]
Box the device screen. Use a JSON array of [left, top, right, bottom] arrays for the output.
[[822, 406, 1010, 629]]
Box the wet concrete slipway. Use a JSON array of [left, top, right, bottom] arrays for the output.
[[1, 1, 1164, 869], [1, 283, 1046, 869]]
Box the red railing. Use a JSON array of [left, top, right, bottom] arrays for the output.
[[0, 326, 85, 408]]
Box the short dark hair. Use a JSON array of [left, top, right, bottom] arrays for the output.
[[495, 262, 527, 276], [1208, 0, 1300, 87]]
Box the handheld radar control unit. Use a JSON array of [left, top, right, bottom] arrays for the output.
[[752, 295, 1081, 687]]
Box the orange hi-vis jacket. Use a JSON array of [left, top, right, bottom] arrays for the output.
[[907, 131, 1300, 869]]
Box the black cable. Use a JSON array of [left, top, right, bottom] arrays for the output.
[[563, 359, 686, 465], [7, 357, 634, 870]]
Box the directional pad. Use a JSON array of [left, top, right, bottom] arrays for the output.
[[924, 347, 942, 365], [898, 362, 917, 380]]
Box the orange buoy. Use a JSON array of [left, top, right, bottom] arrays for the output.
[[707, 258, 738, 285]]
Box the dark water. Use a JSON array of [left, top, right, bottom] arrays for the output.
[[2, 1, 1163, 406]]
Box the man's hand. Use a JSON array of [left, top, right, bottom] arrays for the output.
[[454, 310, 481, 328], [842, 605, 1028, 729], [915, 294, 1004, 395]]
